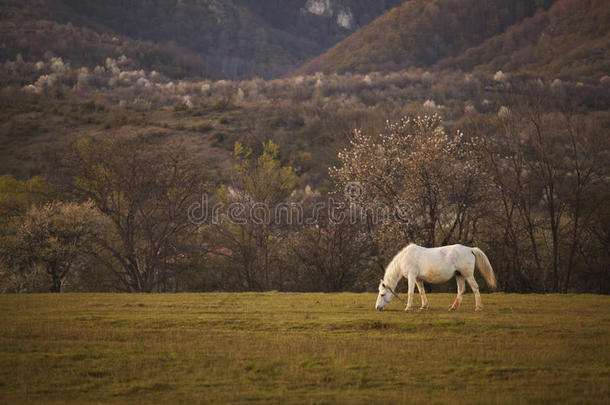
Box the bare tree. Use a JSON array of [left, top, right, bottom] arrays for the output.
[[285, 201, 372, 292], [63, 136, 206, 292], [201, 140, 297, 291], [470, 80, 610, 292]]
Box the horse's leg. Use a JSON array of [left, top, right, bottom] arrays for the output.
[[449, 275, 465, 311], [465, 275, 483, 311], [416, 279, 428, 310], [405, 276, 416, 312]]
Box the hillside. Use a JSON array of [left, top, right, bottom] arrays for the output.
[[296, 0, 557, 74], [0, 0, 403, 80], [0, 18, 224, 84], [296, 0, 608, 78], [440, 0, 610, 78], [1, 0, 608, 182]]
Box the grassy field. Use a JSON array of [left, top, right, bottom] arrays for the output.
[[0, 293, 608, 404]]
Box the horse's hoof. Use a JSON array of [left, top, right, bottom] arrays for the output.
[[420, 306, 429, 310], [448, 306, 457, 311], [405, 307, 413, 312], [475, 307, 483, 312]]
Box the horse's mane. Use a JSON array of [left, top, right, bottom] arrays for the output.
[[383, 244, 413, 288]]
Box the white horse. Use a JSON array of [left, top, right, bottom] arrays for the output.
[[375, 244, 497, 312]]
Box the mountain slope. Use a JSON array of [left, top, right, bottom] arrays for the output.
[[0, 0, 225, 81], [439, 0, 610, 78], [296, 0, 559, 75], [0, 0, 403, 79]]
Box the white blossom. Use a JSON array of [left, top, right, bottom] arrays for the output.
[[50, 57, 69, 73], [494, 70, 506, 82], [498, 106, 510, 118], [423, 99, 437, 109]]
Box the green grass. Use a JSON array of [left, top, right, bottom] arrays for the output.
[[0, 293, 608, 403]]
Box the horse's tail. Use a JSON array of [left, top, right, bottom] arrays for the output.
[[471, 248, 497, 290]]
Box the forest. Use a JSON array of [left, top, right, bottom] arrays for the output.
[[0, 0, 608, 294], [0, 58, 607, 293]]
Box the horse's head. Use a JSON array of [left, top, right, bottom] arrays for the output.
[[375, 279, 393, 311]]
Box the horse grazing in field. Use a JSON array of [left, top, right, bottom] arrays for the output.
[[375, 244, 497, 312]]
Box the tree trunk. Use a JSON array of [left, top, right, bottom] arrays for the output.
[[50, 275, 62, 293]]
